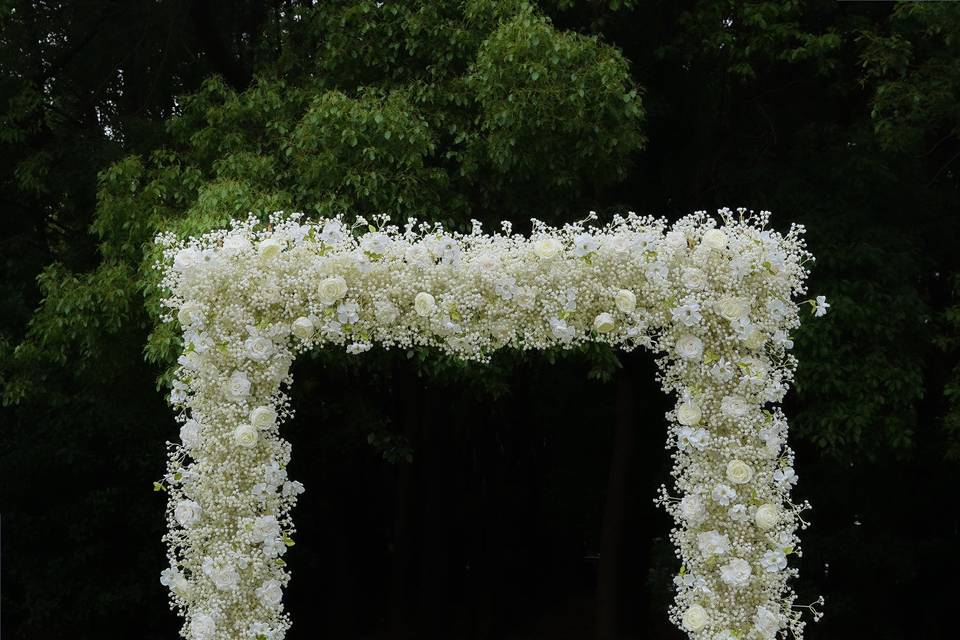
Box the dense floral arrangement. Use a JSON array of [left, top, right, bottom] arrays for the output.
[[155, 207, 826, 639]]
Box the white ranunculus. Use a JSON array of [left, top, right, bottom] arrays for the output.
[[676, 401, 702, 426], [191, 613, 216, 640], [717, 295, 747, 321], [291, 316, 315, 340], [177, 300, 203, 327], [614, 289, 636, 313], [679, 494, 705, 522], [250, 405, 277, 430], [533, 237, 562, 259], [233, 423, 258, 448], [223, 371, 251, 402], [676, 334, 704, 360], [256, 579, 284, 607], [697, 530, 730, 557], [682, 604, 709, 632], [258, 237, 283, 259], [318, 275, 348, 305], [719, 557, 752, 588], [593, 312, 615, 333], [174, 499, 202, 527], [180, 419, 201, 449], [245, 335, 274, 361], [726, 459, 754, 484], [754, 504, 780, 530], [414, 292, 436, 317], [701, 228, 728, 250]]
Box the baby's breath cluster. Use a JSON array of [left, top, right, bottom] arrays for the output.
[[155, 207, 825, 639]]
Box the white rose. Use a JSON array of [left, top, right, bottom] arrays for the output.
[[414, 292, 436, 317], [318, 275, 348, 305], [679, 495, 705, 522], [726, 459, 754, 484], [191, 613, 216, 640], [720, 394, 750, 418], [665, 230, 687, 249], [719, 557, 752, 588], [256, 579, 284, 607], [222, 234, 252, 255], [291, 316, 315, 340], [701, 228, 728, 250], [682, 604, 709, 632], [676, 334, 703, 360], [681, 267, 707, 290], [177, 301, 203, 327], [593, 312, 615, 333], [754, 504, 780, 530], [173, 248, 200, 273], [258, 237, 283, 259], [250, 405, 277, 430], [676, 401, 702, 426], [717, 296, 747, 322], [753, 606, 781, 638], [180, 419, 201, 449], [245, 335, 274, 361], [233, 423, 258, 448], [223, 371, 251, 402], [614, 289, 636, 313], [251, 515, 281, 542], [533, 237, 562, 259], [174, 500, 202, 527]]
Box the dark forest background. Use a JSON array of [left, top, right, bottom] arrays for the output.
[[1, 1, 959, 638]]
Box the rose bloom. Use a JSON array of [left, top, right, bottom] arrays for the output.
[[665, 230, 687, 249], [245, 335, 274, 361], [180, 419, 201, 449], [754, 504, 780, 530], [593, 312, 615, 333], [291, 316, 315, 340], [681, 267, 707, 290], [222, 234, 252, 255], [250, 405, 277, 430], [251, 515, 281, 542], [174, 499, 202, 527], [719, 557, 752, 588], [701, 228, 727, 250], [256, 579, 284, 607], [414, 292, 436, 317], [318, 275, 348, 305], [720, 394, 750, 418], [533, 237, 562, 259], [233, 423, 258, 448], [676, 401, 702, 426], [697, 530, 730, 558], [258, 237, 283, 259], [614, 289, 636, 313], [716, 295, 747, 321], [676, 334, 704, 360], [682, 604, 709, 632], [726, 459, 754, 484], [223, 371, 251, 402], [680, 494, 705, 522], [177, 300, 203, 327], [191, 613, 216, 640]]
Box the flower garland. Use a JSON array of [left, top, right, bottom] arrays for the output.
[[155, 208, 825, 639]]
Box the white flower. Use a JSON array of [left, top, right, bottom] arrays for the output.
[[682, 604, 709, 632], [678, 426, 710, 451], [533, 237, 563, 259], [760, 549, 787, 572], [681, 267, 707, 290], [773, 466, 798, 486], [320, 220, 347, 244], [729, 504, 750, 523], [337, 301, 360, 324], [593, 312, 615, 333], [360, 231, 391, 256], [676, 334, 703, 360], [726, 459, 754, 484], [291, 316, 315, 340], [174, 500, 202, 527], [191, 613, 217, 640], [573, 233, 599, 257], [665, 230, 687, 249], [180, 419, 201, 449], [318, 275, 348, 305], [374, 299, 399, 324], [250, 405, 277, 430], [755, 504, 780, 530], [697, 530, 730, 557], [679, 494, 705, 522], [712, 484, 736, 505], [814, 295, 830, 317], [676, 401, 702, 426], [716, 295, 748, 322], [701, 228, 728, 250], [672, 300, 702, 327], [256, 579, 284, 607], [202, 557, 239, 591], [251, 515, 281, 542], [720, 394, 750, 418], [222, 234, 252, 255], [258, 237, 283, 259], [414, 292, 436, 317], [719, 557, 752, 588], [245, 335, 275, 361], [173, 247, 201, 273], [177, 300, 203, 327], [614, 289, 636, 313], [233, 423, 258, 448], [475, 252, 500, 271], [753, 606, 781, 638], [223, 371, 251, 402]]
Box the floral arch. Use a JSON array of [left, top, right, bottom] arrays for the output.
[[155, 207, 826, 640]]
